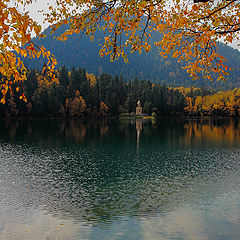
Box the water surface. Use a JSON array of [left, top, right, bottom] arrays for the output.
[[0, 118, 240, 240]]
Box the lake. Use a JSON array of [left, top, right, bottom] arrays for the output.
[[0, 118, 240, 240]]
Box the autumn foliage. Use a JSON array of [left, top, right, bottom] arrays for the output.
[[184, 89, 240, 117], [0, 0, 56, 103], [1, 64, 240, 119], [69, 90, 87, 117], [0, 67, 186, 118], [0, 0, 239, 105], [46, 0, 239, 82]]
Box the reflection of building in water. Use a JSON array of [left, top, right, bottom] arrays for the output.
[[136, 100, 143, 115], [136, 119, 143, 155]]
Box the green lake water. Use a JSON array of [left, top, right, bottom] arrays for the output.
[[0, 118, 240, 240]]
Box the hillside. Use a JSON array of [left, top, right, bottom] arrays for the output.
[[25, 25, 240, 89]]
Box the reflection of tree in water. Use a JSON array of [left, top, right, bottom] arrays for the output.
[[65, 120, 87, 141], [99, 121, 109, 136], [4, 119, 17, 140], [184, 118, 240, 145], [0, 118, 240, 147]]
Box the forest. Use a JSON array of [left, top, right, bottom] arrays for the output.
[[0, 66, 240, 119], [26, 25, 240, 89]]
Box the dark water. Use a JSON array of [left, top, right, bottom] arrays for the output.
[[0, 118, 240, 240]]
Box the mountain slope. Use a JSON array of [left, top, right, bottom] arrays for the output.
[[25, 25, 240, 88]]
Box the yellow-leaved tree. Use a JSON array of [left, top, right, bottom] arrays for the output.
[[46, 0, 239, 80], [1, 0, 240, 103], [0, 0, 57, 103]]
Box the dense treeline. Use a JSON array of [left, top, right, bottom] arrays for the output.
[[1, 66, 240, 118], [184, 88, 240, 117], [0, 66, 185, 118]]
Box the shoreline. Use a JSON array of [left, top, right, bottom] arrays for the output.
[[0, 115, 239, 121]]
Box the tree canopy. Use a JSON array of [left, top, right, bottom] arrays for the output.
[[0, 0, 56, 103], [0, 0, 239, 102]]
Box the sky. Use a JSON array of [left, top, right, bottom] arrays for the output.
[[26, 0, 239, 51], [26, 0, 55, 30]]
